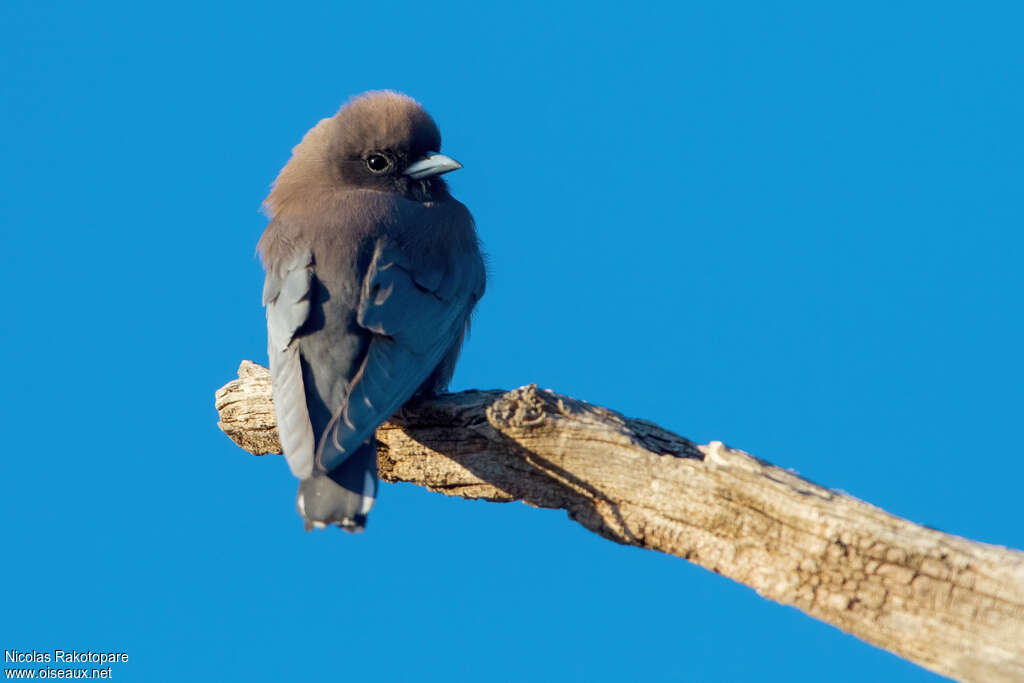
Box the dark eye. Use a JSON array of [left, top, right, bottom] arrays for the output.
[[366, 154, 390, 173]]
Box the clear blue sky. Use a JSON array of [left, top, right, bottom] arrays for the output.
[[3, 2, 1021, 681]]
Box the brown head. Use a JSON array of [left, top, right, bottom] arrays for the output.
[[264, 91, 462, 216]]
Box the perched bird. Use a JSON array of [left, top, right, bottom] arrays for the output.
[[257, 91, 485, 532]]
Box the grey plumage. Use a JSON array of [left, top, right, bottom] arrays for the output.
[[257, 91, 485, 532]]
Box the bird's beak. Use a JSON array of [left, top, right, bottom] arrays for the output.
[[404, 152, 463, 179]]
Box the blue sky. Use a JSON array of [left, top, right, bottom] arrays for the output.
[[3, 2, 1022, 681]]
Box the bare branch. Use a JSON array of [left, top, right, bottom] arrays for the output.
[[216, 361, 1024, 682]]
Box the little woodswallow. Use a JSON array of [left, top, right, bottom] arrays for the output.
[[257, 91, 486, 532]]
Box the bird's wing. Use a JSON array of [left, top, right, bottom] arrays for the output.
[[263, 249, 316, 478], [315, 238, 484, 471]]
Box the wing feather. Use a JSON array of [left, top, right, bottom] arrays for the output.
[[314, 238, 483, 471], [264, 250, 316, 478]]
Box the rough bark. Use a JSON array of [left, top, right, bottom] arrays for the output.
[[215, 360, 1024, 682]]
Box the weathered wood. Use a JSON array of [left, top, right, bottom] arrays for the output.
[[215, 360, 1024, 682]]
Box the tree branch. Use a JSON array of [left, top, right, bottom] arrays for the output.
[[215, 361, 1024, 682]]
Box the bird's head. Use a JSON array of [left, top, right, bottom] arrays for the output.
[[265, 91, 461, 215]]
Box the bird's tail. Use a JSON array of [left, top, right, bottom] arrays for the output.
[[296, 441, 378, 532]]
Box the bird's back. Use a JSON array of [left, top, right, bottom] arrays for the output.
[[260, 188, 483, 457]]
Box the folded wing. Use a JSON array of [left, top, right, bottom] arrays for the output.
[[315, 238, 484, 471], [263, 249, 316, 478]]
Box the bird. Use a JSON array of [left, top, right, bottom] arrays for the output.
[[257, 91, 486, 532]]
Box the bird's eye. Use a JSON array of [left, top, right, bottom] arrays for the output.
[[366, 154, 390, 173]]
